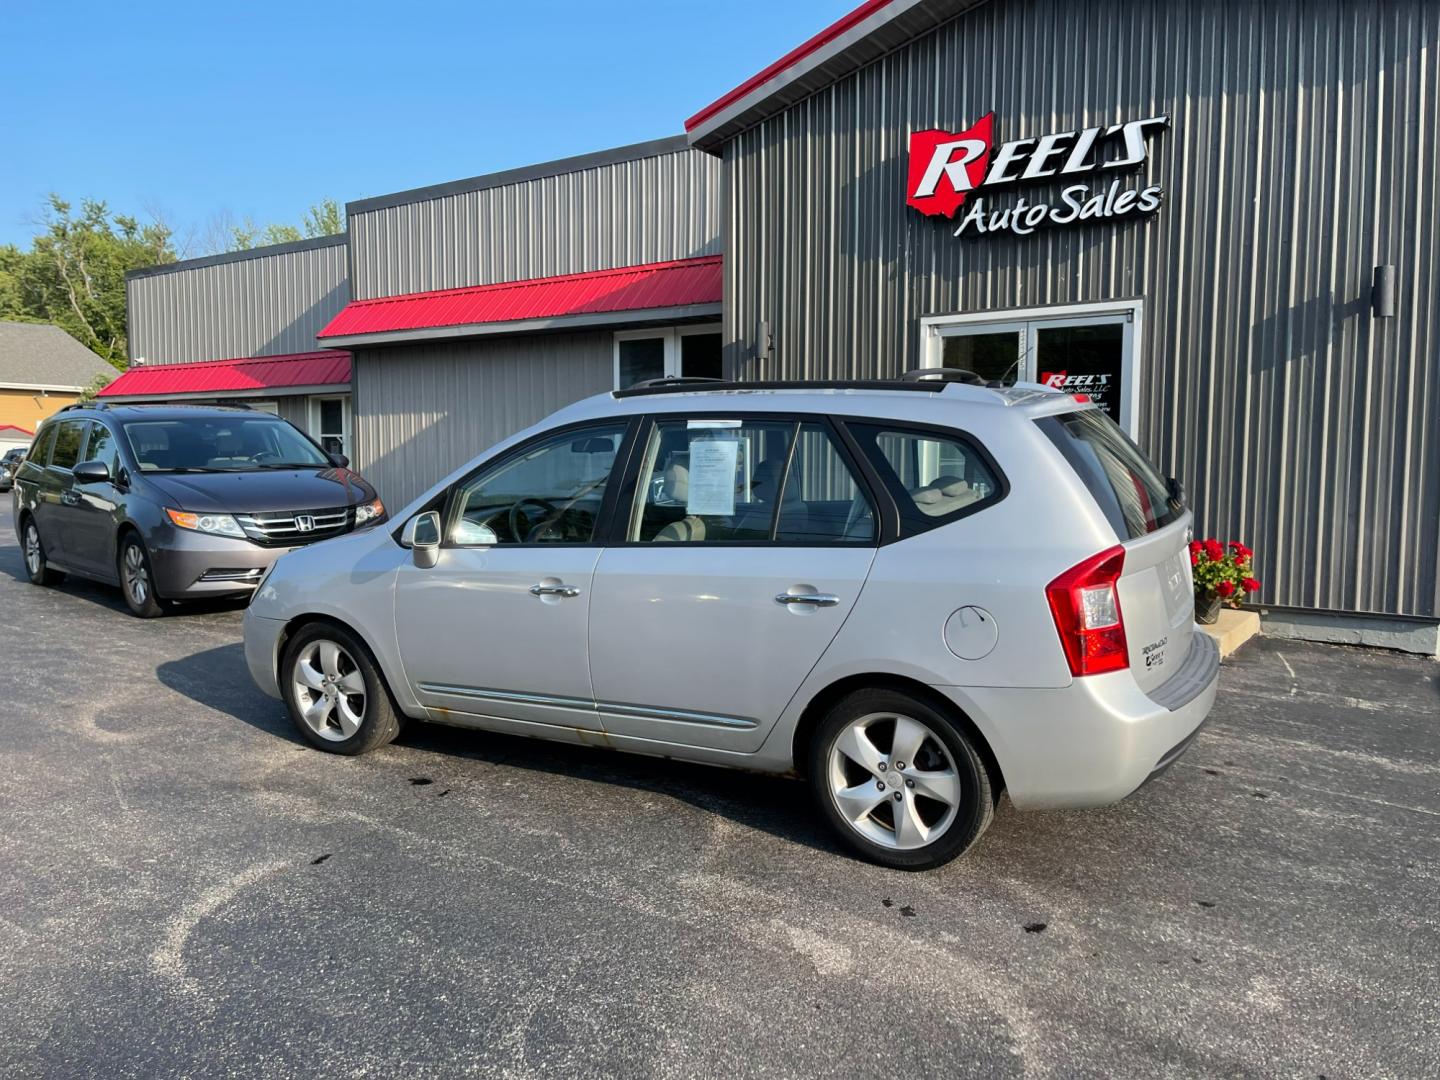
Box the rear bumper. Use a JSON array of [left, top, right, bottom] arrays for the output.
[[938, 631, 1221, 811]]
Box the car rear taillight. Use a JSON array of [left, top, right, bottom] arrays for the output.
[[1046, 545, 1128, 677]]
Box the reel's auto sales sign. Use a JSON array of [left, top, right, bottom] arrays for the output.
[[906, 113, 1169, 236]]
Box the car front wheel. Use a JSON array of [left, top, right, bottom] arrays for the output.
[[282, 622, 402, 756], [809, 688, 994, 870], [119, 535, 165, 618], [22, 518, 65, 587]]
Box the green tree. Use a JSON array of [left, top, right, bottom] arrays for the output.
[[0, 196, 175, 369], [229, 198, 344, 251]]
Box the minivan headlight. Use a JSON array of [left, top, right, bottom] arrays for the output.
[[166, 507, 246, 539], [354, 497, 386, 526]]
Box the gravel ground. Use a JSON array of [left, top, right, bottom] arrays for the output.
[[1, 503, 1437, 1079]]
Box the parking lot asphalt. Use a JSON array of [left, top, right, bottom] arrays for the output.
[[1, 504, 1437, 1079]]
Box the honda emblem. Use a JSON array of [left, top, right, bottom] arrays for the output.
[[294, 515, 314, 533]]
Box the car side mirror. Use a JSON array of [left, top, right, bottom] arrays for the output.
[[401, 510, 442, 569], [72, 460, 111, 485], [328, 451, 350, 468]]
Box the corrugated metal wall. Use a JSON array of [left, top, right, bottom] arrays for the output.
[[353, 335, 614, 507], [348, 149, 722, 300], [127, 237, 350, 364], [276, 396, 310, 431], [724, 0, 1440, 619]]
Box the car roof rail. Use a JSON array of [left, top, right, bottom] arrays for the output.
[[899, 367, 991, 386], [613, 377, 952, 399], [626, 376, 725, 391]]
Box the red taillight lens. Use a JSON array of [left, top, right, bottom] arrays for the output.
[[1046, 545, 1129, 677]]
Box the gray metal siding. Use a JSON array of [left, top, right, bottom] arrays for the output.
[[349, 149, 722, 300], [127, 240, 349, 364], [352, 335, 614, 508], [723, 0, 1440, 619], [276, 396, 310, 432]]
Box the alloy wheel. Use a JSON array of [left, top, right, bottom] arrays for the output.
[[827, 711, 961, 850], [292, 639, 368, 742], [24, 524, 41, 577], [123, 544, 150, 606]]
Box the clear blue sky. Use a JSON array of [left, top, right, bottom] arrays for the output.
[[0, 0, 855, 253]]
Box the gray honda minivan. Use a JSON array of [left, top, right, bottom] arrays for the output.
[[12, 403, 385, 617]]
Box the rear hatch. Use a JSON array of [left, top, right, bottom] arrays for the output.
[[1038, 407, 1193, 695]]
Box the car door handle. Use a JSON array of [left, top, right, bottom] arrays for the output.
[[530, 583, 582, 598], [774, 592, 840, 607]]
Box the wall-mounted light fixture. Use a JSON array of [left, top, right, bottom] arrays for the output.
[[1372, 264, 1396, 318]]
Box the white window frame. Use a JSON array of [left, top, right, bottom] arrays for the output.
[[309, 394, 352, 458], [613, 323, 722, 389], [919, 300, 1143, 437]]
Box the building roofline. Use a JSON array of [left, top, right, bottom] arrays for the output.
[[685, 0, 978, 153], [345, 135, 693, 215], [126, 233, 348, 281]]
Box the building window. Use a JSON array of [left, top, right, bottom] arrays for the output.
[[613, 325, 723, 389], [310, 394, 351, 458]]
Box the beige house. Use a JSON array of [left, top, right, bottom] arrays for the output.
[[0, 322, 116, 450]]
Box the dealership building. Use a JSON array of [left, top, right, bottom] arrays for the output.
[[104, 0, 1439, 655]]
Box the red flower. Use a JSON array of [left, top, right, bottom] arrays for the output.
[[1204, 539, 1224, 561], [1230, 541, 1253, 559], [1189, 540, 1203, 555], [1216, 580, 1236, 598], [1242, 577, 1261, 593], [1190, 551, 1199, 567]]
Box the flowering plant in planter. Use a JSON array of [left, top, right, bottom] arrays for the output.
[[1190, 538, 1261, 625]]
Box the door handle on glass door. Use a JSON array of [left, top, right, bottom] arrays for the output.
[[774, 592, 840, 607], [530, 583, 581, 598]]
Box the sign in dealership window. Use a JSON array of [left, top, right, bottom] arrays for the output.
[[614, 326, 722, 388]]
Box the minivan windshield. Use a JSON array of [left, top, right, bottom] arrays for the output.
[[121, 417, 331, 473]]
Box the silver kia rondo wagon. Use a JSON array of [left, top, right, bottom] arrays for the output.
[[244, 373, 1218, 869]]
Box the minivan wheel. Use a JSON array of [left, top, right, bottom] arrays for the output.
[[808, 689, 994, 871], [22, 518, 65, 586], [282, 622, 401, 756], [118, 535, 165, 618]]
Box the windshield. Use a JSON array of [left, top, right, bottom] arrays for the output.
[[121, 417, 330, 472]]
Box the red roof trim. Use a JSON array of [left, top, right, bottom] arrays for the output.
[[0, 423, 35, 436], [685, 0, 897, 131], [97, 350, 351, 398], [317, 256, 723, 340]]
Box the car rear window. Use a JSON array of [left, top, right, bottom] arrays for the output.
[[1038, 409, 1182, 539]]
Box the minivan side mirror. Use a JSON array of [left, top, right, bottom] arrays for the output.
[[72, 460, 111, 485], [327, 451, 350, 468], [401, 510, 442, 569]]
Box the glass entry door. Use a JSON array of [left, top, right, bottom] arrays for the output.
[[930, 309, 1135, 432]]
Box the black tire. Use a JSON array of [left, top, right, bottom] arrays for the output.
[[807, 688, 994, 871], [20, 516, 65, 587], [281, 621, 403, 756], [118, 533, 166, 618]]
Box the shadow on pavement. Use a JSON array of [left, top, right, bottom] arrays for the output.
[[157, 640, 839, 855]]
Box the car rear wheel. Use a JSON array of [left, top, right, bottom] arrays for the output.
[[22, 518, 65, 587], [282, 622, 402, 756], [119, 535, 165, 618], [809, 688, 994, 870]]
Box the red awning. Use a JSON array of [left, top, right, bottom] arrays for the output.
[[98, 351, 351, 399], [317, 256, 722, 343]]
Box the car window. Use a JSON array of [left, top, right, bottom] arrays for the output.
[[448, 422, 627, 545], [121, 417, 328, 472], [849, 424, 1002, 532], [27, 426, 55, 464], [83, 423, 118, 470], [1036, 408, 1181, 539], [49, 420, 87, 471], [629, 418, 874, 544]]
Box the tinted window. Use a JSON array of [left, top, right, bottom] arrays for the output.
[[83, 424, 118, 470], [1037, 408, 1181, 539], [28, 425, 57, 464], [121, 417, 328, 471], [50, 421, 87, 470], [849, 424, 1002, 532], [449, 422, 626, 545]]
